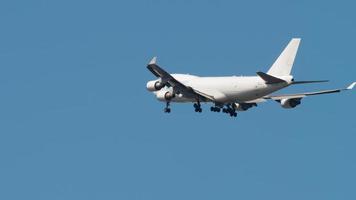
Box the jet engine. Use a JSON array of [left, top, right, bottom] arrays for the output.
[[156, 90, 175, 101], [146, 80, 165, 91], [280, 98, 302, 109]]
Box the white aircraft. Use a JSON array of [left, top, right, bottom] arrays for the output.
[[146, 38, 355, 117]]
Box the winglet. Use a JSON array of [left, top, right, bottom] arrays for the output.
[[347, 82, 356, 90], [149, 56, 157, 65]]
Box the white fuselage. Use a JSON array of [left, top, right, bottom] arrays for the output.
[[151, 74, 293, 103]]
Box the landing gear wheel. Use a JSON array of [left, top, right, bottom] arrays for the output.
[[211, 106, 221, 112], [228, 110, 237, 117], [193, 101, 202, 113], [164, 102, 171, 113], [223, 105, 237, 117]]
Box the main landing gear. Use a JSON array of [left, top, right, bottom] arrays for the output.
[[164, 102, 171, 113], [210, 106, 221, 112], [193, 102, 202, 113], [163, 101, 237, 117], [222, 105, 237, 117]]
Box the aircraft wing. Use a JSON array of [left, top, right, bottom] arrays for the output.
[[147, 57, 215, 102], [244, 98, 267, 103], [264, 82, 355, 100]]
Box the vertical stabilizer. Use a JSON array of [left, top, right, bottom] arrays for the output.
[[267, 38, 301, 76]]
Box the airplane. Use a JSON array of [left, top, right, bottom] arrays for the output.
[[146, 38, 355, 117]]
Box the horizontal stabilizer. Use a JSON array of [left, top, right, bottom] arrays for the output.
[[291, 80, 329, 84], [256, 71, 286, 84]]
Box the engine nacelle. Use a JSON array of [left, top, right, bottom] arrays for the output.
[[146, 80, 165, 91], [280, 98, 301, 109], [156, 91, 175, 101]]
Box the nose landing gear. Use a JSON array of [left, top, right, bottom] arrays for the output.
[[164, 102, 171, 113]]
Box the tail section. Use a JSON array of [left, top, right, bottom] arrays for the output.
[[256, 71, 286, 84], [267, 38, 301, 76]]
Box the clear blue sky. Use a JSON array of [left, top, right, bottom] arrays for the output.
[[0, 0, 355, 199]]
